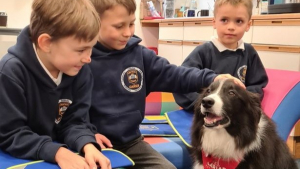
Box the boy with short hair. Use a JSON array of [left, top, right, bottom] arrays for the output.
[[174, 0, 268, 111], [89, 0, 244, 168], [0, 0, 111, 169]]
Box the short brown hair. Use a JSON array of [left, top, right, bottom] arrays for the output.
[[90, 0, 136, 17], [30, 0, 100, 45], [214, 0, 253, 19]]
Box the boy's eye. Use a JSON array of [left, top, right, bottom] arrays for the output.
[[115, 25, 123, 29], [236, 20, 244, 24], [220, 19, 227, 23], [77, 49, 85, 53]]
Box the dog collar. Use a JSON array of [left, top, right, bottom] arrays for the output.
[[202, 151, 240, 169]]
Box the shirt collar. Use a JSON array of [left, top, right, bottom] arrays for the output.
[[211, 36, 245, 52], [33, 43, 62, 86]]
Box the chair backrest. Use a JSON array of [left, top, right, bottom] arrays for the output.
[[262, 69, 300, 141], [145, 92, 180, 115]]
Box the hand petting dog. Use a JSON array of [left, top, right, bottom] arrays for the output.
[[214, 74, 245, 89]]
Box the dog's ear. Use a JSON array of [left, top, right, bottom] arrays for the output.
[[247, 91, 261, 108], [194, 88, 206, 115], [247, 91, 262, 124]]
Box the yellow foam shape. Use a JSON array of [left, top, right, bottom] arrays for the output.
[[145, 115, 166, 120]]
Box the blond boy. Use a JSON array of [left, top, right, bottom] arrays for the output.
[[0, 0, 111, 168], [174, 0, 268, 110]]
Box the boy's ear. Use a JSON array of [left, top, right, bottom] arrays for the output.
[[212, 18, 216, 29], [245, 20, 252, 32], [37, 33, 52, 53]]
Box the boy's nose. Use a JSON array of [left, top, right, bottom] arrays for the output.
[[81, 50, 92, 64], [81, 56, 91, 64], [227, 22, 235, 30], [123, 27, 132, 37]]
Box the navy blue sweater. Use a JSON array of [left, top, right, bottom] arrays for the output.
[[0, 27, 99, 163], [174, 42, 268, 110], [89, 35, 217, 145]]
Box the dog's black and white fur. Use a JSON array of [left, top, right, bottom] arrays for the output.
[[191, 79, 297, 169]]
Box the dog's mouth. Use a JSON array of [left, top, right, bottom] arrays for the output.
[[204, 112, 229, 128]]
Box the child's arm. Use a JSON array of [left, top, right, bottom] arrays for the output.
[[95, 133, 113, 149], [83, 143, 111, 169], [245, 49, 268, 99], [142, 47, 216, 94], [0, 68, 65, 162], [56, 66, 101, 153], [173, 46, 207, 110], [54, 145, 111, 169], [56, 67, 111, 168]]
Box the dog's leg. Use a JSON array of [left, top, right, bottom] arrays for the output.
[[193, 162, 204, 169]]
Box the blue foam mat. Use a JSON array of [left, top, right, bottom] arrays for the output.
[[150, 137, 192, 169], [0, 149, 134, 169], [165, 110, 193, 147], [140, 124, 177, 136]]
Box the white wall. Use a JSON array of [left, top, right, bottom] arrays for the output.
[[0, 0, 32, 58], [135, 0, 159, 48], [0, 0, 158, 59], [0, 0, 32, 28]]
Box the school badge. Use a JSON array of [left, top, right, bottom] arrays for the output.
[[237, 65, 247, 83], [55, 99, 72, 124], [121, 67, 143, 92]]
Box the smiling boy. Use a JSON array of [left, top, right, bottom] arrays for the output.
[[88, 0, 245, 168], [0, 0, 111, 169]]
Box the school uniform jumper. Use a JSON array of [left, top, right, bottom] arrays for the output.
[[89, 35, 217, 169], [0, 27, 99, 163], [174, 40, 268, 111]]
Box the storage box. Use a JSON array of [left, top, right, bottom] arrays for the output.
[[0, 12, 7, 27], [268, 3, 300, 14]]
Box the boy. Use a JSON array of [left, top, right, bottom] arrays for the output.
[[89, 0, 244, 168], [0, 0, 111, 169], [174, 0, 268, 111]]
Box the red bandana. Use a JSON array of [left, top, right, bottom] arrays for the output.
[[202, 151, 240, 169]]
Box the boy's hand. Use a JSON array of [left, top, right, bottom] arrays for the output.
[[55, 147, 90, 169], [83, 143, 111, 169], [95, 133, 113, 149], [214, 74, 246, 89]]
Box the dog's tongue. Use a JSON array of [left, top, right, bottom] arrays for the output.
[[206, 113, 223, 122]]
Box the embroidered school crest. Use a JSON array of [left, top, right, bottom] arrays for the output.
[[55, 99, 72, 124], [121, 67, 143, 92], [237, 65, 247, 83]]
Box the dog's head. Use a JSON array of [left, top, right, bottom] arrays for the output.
[[193, 79, 261, 131]]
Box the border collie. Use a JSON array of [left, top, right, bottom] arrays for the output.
[[191, 79, 297, 169]]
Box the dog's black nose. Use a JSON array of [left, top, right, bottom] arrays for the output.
[[202, 97, 215, 108]]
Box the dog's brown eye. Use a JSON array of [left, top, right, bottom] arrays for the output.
[[207, 89, 211, 93], [229, 91, 235, 96]]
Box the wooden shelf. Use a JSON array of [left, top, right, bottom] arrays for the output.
[[252, 13, 300, 20], [0, 27, 22, 36], [140, 13, 300, 26], [140, 19, 161, 27]]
